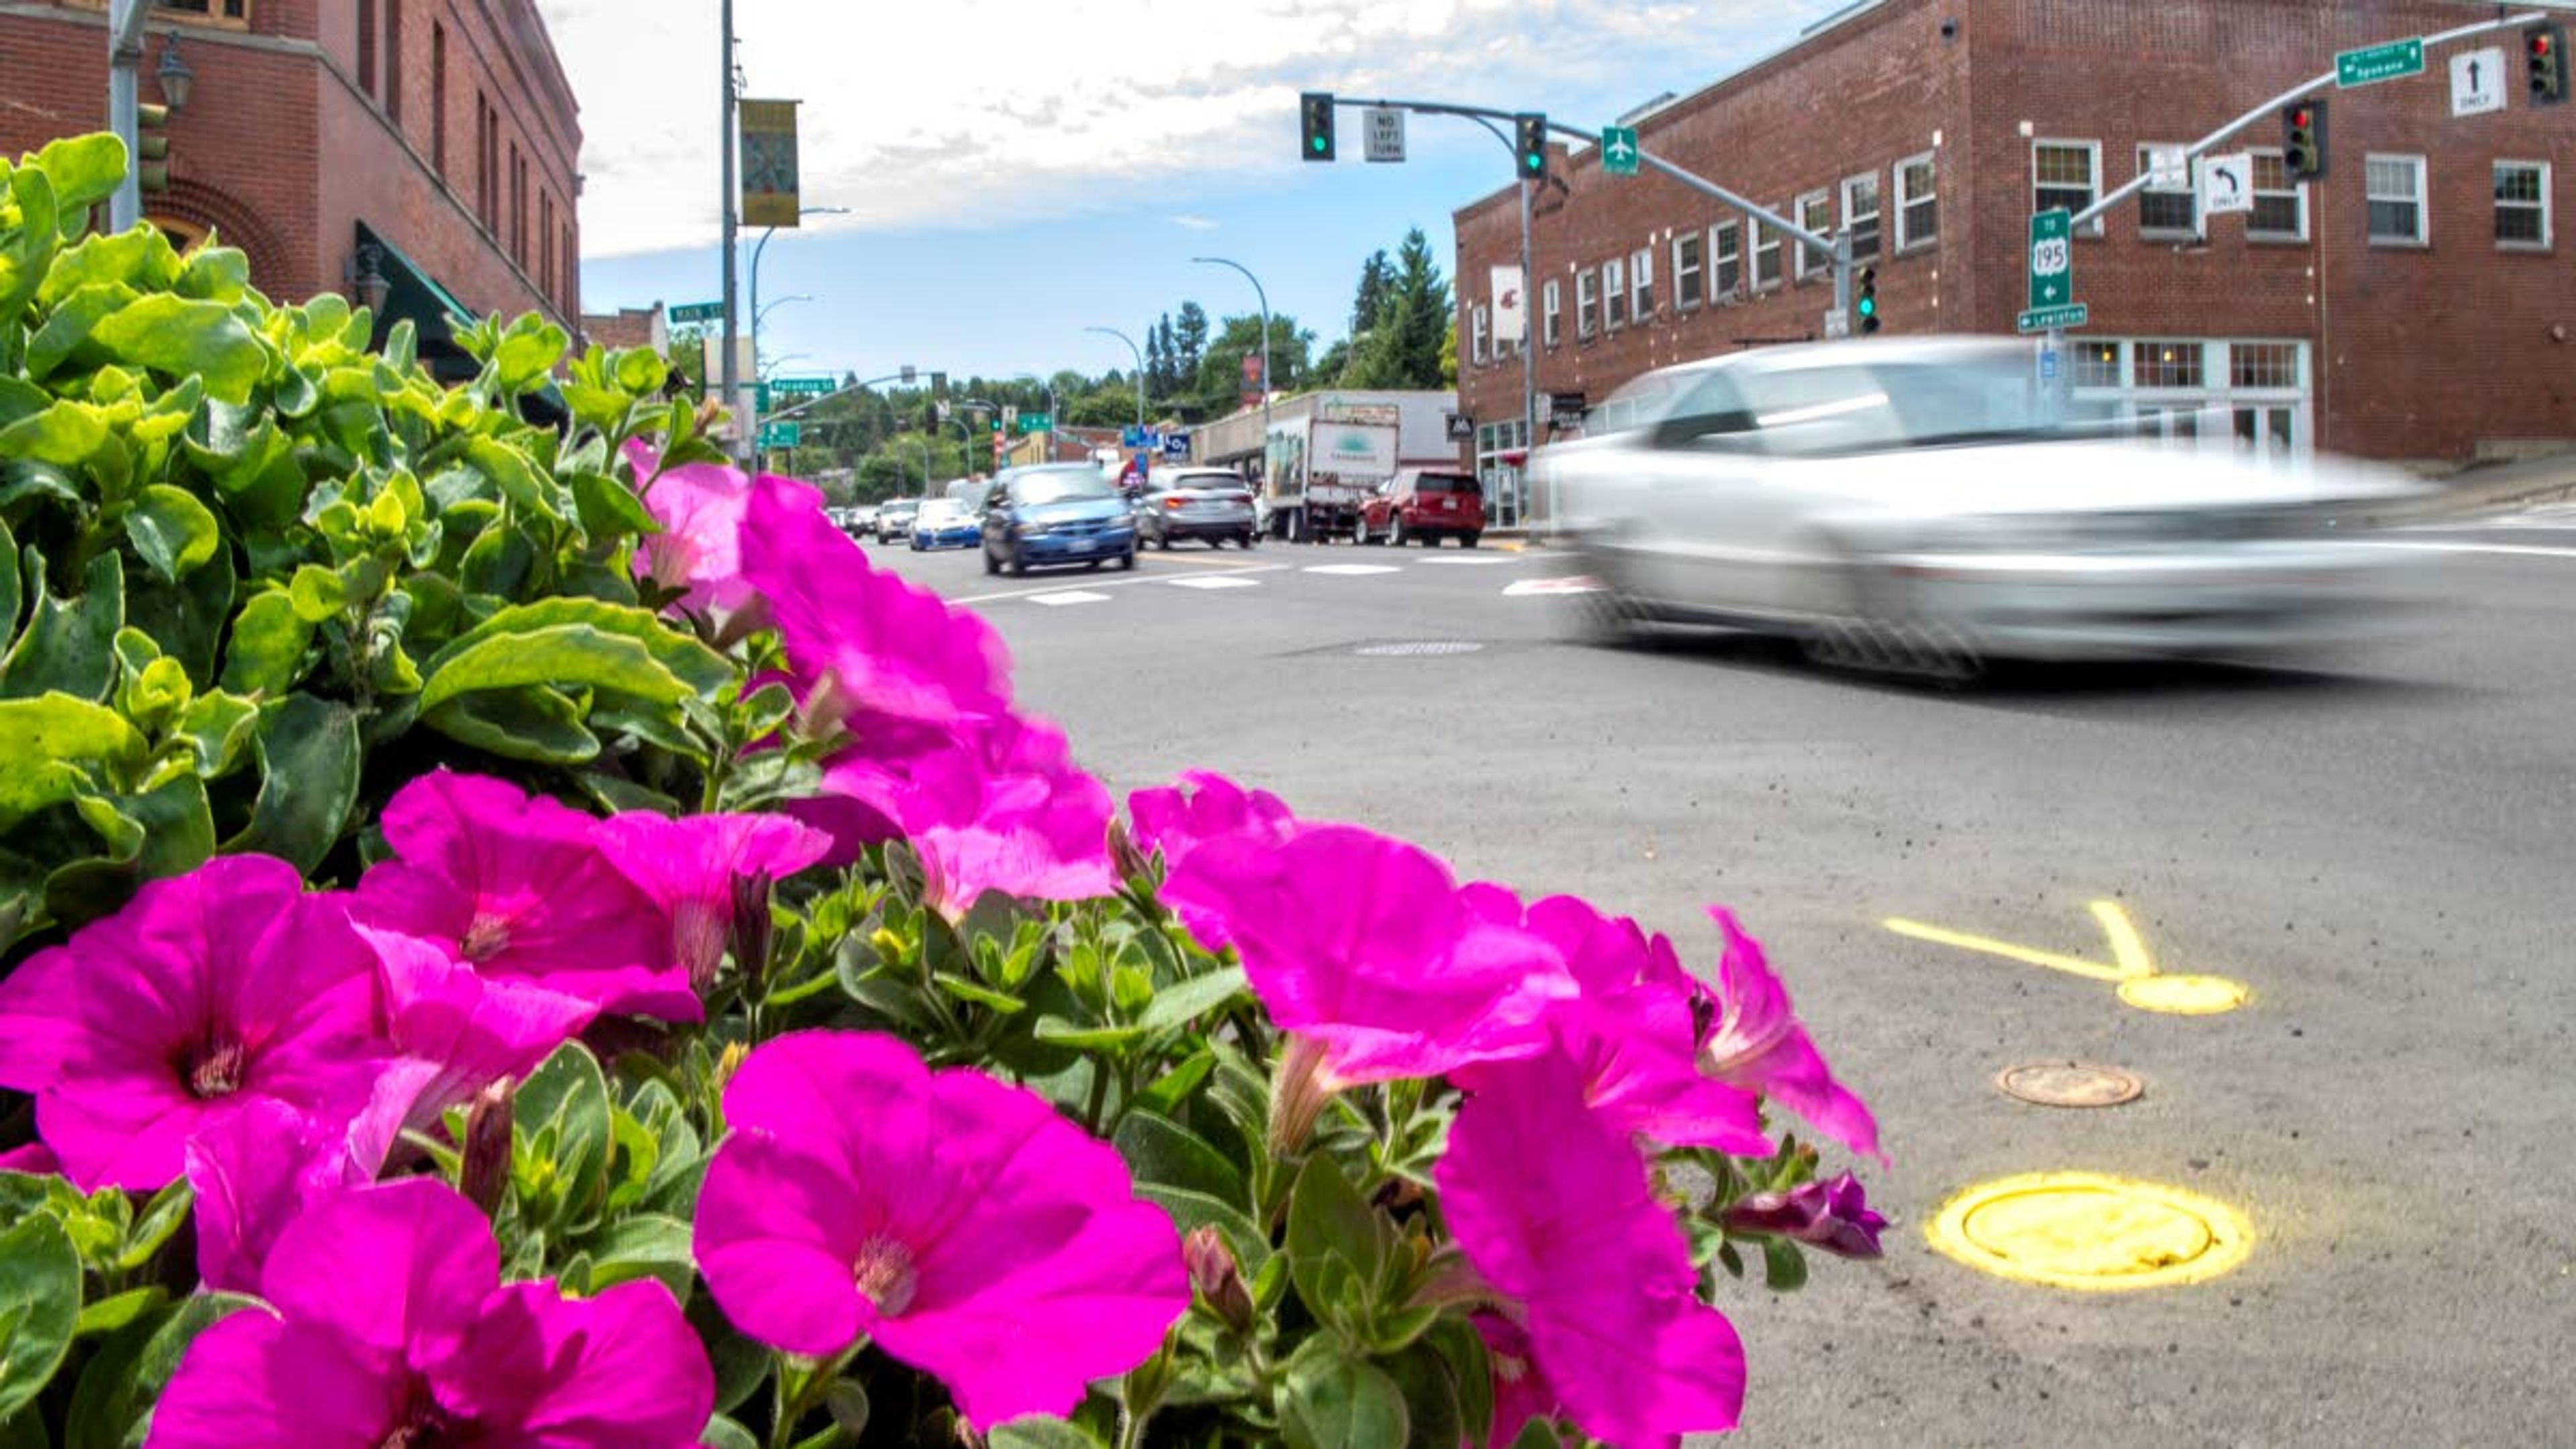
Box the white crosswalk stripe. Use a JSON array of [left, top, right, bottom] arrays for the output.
[[1028, 590, 1115, 606], [1167, 576, 1263, 590], [1301, 564, 1402, 576]]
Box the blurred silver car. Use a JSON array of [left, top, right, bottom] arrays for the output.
[[1531, 337, 2426, 676]]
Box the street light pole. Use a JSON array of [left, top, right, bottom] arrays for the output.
[[718, 0, 741, 465], [1463, 115, 1540, 531], [106, 0, 152, 231], [1192, 256, 1271, 480], [1085, 326, 1146, 433], [747, 205, 847, 438]]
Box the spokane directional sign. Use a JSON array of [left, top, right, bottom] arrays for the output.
[[1601, 125, 1641, 176], [2027, 207, 2073, 309], [770, 376, 837, 397], [2337, 36, 2425, 89], [669, 301, 722, 325]]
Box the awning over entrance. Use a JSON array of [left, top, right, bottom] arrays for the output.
[[354, 221, 567, 427]]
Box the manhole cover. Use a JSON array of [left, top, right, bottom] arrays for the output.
[[1353, 641, 1485, 657], [1927, 1173, 2253, 1291], [1996, 1061, 2143, 1108]]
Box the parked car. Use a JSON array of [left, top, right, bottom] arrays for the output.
[[1355, 468, 1486, 548], [911, 498, 981, 551], [1530, 335, 2427, 676], [875, 499, 921, 544], [1133, 469, 1258, 549], [981, 464, 1138, 576]]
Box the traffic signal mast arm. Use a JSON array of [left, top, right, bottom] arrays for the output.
[[2075, 9, 2555, 229], [761, 371, 925, 423]]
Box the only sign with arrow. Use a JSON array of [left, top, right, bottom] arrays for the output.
[[2202, 152, 2254, 216]]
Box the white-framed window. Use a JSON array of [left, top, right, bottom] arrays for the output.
[[1603, 256, 1627, 329], [1841, 172, 1881, 260], [2135, 339, 2206, 389], [1796, 191, 1831, 278], [2137, 144, 2198, 237], [2366, 154, 2428, 245], [1470, 302, 1489, 364], [1576, 268, 1599, 338], [1629, 246, 1654, 319], [1895, 151, 1937, 249], [2229, 341, 2300, 388], [1542, 278, 1562, 347], [1711, 221, 1742, 299], [1673, 229, 1704, 309], [2033, 140, 2103, 234], [2248, 151, 2307, 241], [2070, 340, 2123, 388], [1753, 212, 1783, 290], [2496, 160, 2551, 249]]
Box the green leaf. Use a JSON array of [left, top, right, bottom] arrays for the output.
[[1281, 1352, 1409, 1449], [0, 520, 19, 646], [0, 550, 123, 703], [1506, 1420, 1566, 1449], [223, 694, 358, 873], [38, 230, 175, 310], [576, 1212, 695, 1297], [1382, 1340, 1467, 1449], [124, 485, 221, 584], [0, 399, 108, 466], [1030, 1016, 1149, 1053], [569, 469, 659, 539], [286, 564, 345, 623], [0, 165, 64, 330], [174, 245, 250, 303], [492, 316, 571, 394], [216, 590, 311, 697], [930, 971, 1026, 1013], [117, 1178, 194, 1271], [44, 775, 214, 924], [463, 437, 561, 522], [34, 134, 127, 221], [612, 345, 669, 394], [1135, 964, 1248, 1032], [171, 689, 258, 777], [423, 686, 600, 764], [0, 694, 142, 828], [1134, 1183, 1271, 1277], [423, 597, 733, 698], [27, 282, 139, 382], [71, 1286, 165, 1340], [0, 1212, 81, 1421], [696, 1417, 758, 1449], [60, 1291, 255, 1449], [985, 1419, 1107, 1449], [417, 621, 685, 715], [121, 517, 232, 688], [1133, 1050, 1217, 1119], [1113, 1111, 1245, 1206], [89, 294, 267, 405], [1760, 1235, 1809, 1291], [516, 1042, 614, 1229]]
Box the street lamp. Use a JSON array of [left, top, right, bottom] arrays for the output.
[[758, 352, 812, 380], [1083, 325, 1146, 434], [1191, 256, 1271, 480], [748, 205, 850, 434], [757, 294, 813, 331], [156, 33, 193, 111]]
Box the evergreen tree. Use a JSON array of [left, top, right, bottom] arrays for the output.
[[1175, 301, 1210, 381], [1342, 229, 1450, 389], [1155, 313, 1179, 395], [1349, 249, 1393, 335], [1145, 329, 1166, 397]]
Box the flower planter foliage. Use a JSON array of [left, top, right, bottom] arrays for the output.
[[0, 138, 1885, 1449]]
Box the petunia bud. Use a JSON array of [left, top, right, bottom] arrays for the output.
[[460, 1079, 515, 1216], [1106, 815, 1152, 885], [1182, 1226, 1254, 1334], [1719, 1171, 1886, 1259], [1267, 1032, 1341, 1156], [728, 871, 776, 990]]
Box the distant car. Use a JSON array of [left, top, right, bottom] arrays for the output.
[[1356, 468, 1485, 548], [1133, 469, 1258, 549], [849, 504, 880, 537], [981, 464, 1138, 576], [875, 499, 920, 544], [910, 498, 981, 551], [1530, 335, 2427, 675]]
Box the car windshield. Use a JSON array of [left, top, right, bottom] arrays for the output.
[[1017, 470, 1118, 504]]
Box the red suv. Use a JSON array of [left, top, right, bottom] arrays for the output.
[[1355, 468, 1487, 548]]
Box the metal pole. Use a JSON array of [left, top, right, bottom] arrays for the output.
[[1086, 326, 1146, 433], [718, 0, 743, 465], [749, 225, 773, 434], [1831, 231, 1853, 333], [1192, 256, 1271, 483], [107, 0, 150, 230], [1519, 173, 1537, 532]]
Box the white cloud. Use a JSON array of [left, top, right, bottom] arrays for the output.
[[1168, 214, 1219, 231], [542, 0, 1807, 258]]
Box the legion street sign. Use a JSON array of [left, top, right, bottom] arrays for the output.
[[1601, 125, 1641, 176], [2015, 303, 2090, 335], [2027, 208, 2073, 309], [669, 301, 722, 325], [757, 421, 800, 449], [2337, 36, 2425, 89]]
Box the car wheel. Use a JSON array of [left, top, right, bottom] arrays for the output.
[[1118, 547, 1136, 572], [1462, 532, 1482, 549], [1008, 547, 1027, 577], [1086, 559, 1103, 571], [1802, 546, 1985, 686], [1240, 533, 1257, 550], [1157, 531, 1173, 551], [1287, 509, 1306, 544], [983, 545, 999, 575], [1390, 516, 1407, 547]]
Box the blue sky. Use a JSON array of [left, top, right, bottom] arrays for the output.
[[545, 0, 1850, 384]]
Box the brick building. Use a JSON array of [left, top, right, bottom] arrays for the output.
[[1454, 0, 2576, 518], [1, 0, 580, 379]]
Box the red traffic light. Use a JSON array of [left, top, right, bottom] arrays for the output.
[[2292, 107, 2312, 126], [2535, 33, 2554, 55]]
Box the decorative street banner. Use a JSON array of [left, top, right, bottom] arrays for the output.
[[740, 99, 802, 227], [1239, 352, 1265, 411], [1490, 265, 1525, 344]]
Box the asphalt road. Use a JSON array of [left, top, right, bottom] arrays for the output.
[[867, 517, 2575, 1447]]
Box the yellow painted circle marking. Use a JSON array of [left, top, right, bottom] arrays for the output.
[[1927, 1172, 2254, 1291], [2116, 973, 2249, 1015]]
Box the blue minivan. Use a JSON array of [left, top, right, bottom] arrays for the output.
[[981, 464, 1138, 576]]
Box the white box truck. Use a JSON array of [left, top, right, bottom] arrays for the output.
[[1264, 402, 1401, 543]]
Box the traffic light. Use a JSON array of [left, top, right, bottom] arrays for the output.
[[2281, 98, 2326, 180], [1854, 266, 1880, 335], [1300, 92, 1336, 161], [1514, 113, 1548, 180], [137, 102, 170, 192], [2528, 23, 2567, 106]]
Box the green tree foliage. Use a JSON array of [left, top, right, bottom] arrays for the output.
[[1173, 301, 1210, 383], [1349, 248, 1393, 335], [1338, 228, 1450, 390], [1195, 312, 1313, 419]]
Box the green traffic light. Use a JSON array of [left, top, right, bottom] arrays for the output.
[[1858, 297, 1877, 316], [1312, 136, 1326, 153]]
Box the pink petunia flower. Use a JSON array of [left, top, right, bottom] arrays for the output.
[[1692, 909, 1884, 1165], [738, 474, 1014, 745], [358, 925, 600, 1145], [596, 810, 832, 990], [150, 1178, 712, 1449], [1437, 1050, 1748, 1448], [693, 1030, 1187, 1431], [1721, 1170, 1888, 1259], [626, 440, 757, 617], [182, 1099, 371, 1293], [0, 855, 390, 1193], [1167, 824, 1573, 1089], [353, 771, 696, 1023], [1128, 771, 1305, 951], [1474, 1311, 1563, 1449], [0, 1142, 59, 1175]]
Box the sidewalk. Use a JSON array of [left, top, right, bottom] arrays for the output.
[[2364, 448, 2576, 525]]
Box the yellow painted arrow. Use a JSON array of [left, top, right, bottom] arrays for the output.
[[1884, 900, 2246, 1015]]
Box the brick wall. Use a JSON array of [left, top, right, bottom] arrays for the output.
[[0, 0, 578, 329], [1453, 0, 2576, 464]]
